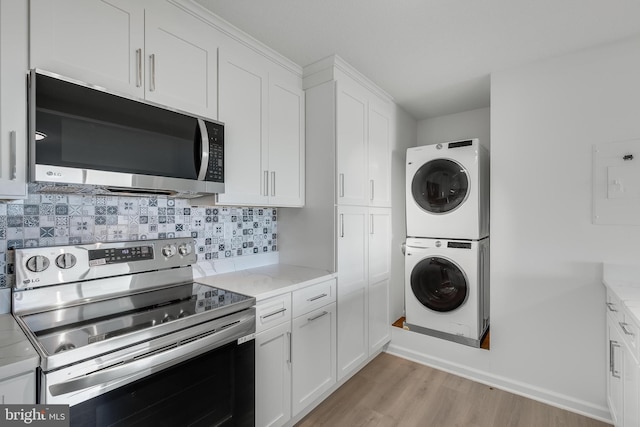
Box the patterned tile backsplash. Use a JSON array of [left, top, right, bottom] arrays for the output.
[[0, 189, 277, 288]]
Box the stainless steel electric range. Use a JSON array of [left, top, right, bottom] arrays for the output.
[[12, 237, 256, 426]]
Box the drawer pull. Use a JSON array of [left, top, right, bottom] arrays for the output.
[[307, 293, 328, 302], [308, 311, 328, 322], [620, 322, 635, 337], [606, 302, 618, 312], [260, 307, 286, 320]]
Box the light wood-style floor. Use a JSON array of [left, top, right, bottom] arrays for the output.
[[296, 353, 610, 427]]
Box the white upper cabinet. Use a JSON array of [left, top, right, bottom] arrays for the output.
[[30, 0, 218, 119], [217, 46, 269, 206], [217, 41, 304, 207], [336, 80, 369, 206], [0, 0, 28, 199], [335, 75, 392, 208], [143, 2, 218, 118]]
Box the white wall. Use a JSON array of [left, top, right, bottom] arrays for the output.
[[388, 34, 640, 422], [417, 107, 490, 150], [390, 105, 418, 322]]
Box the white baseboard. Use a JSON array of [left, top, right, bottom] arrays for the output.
[[385, 340, 612, 424]]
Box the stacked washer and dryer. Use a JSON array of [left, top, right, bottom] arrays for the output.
[[404, 139, 490, 348]]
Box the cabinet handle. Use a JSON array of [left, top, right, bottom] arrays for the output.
[[136, 48, 142, 87], [370, 214, 374, 235], [370, 179, 374, 201], [271, 171, 276, 197], [340, 214, 344, 238], [308, 311, 328, 322], [149, 54, 156, 91], [606, 302, 618, 312], [611, 340, 621, 378], [287, 331, 292, 364], [620, 322, 635, 337], [339, 173, 344, 198], [264, 171, 269, 196], [307, 293, 328, 302], [260, 307, 286, 320], [9, 131, 17, 180]]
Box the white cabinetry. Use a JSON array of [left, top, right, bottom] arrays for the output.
[[279, 56, 394, 383], [255, 279, 336, 427], [336, 77, 392, 207], [0, 0, 28, 199], [605, 289, 640, 427], [0, 372, 35, 404], [291, 280, 336, 415], [217, 42, 304, 207], [30, 0, 218, 119], [255, 294, 292, 427]]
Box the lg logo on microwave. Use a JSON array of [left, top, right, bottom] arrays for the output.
[[46, 171, 63, 177]]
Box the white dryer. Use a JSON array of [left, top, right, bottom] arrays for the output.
[[406, 139, 489, 240], [404, 237, 489, 347]]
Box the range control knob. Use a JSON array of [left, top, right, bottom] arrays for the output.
[[178, 243, 192, 257], [162, 245, 176, 258], [55, 253, 77, 269], [26, 255, 50, 272]]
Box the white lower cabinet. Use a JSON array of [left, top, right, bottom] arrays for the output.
[[291, 303, 336, 415], [255, 279, 336, 427], [0, 372, 35, 404], [605, 289, 640, 427], [256, 321, 292, 427]]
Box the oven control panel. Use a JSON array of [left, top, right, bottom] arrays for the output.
[[13, 238, 197, 289], [89, 245, 154, 266]]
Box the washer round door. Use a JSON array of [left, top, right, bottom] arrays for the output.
[[411, 159, 469, 214], [410, 256, 468, 312]]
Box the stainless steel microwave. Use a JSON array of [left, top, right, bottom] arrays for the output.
[[28, 69, 224, 197]]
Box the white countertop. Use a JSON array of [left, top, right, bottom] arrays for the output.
[[0, 314, 39, 380], [194, 263, 336, 301], [603, 263, 640, 324]]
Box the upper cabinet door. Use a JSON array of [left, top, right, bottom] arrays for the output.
[[368, 101, 392, 207], [267, 71, 305, 207], [217, 45, 269, 206], [144, 2, 218, 119], [336, 80, 369, 206], [0, 0, 28, 199], [30, 0, 145, 98]]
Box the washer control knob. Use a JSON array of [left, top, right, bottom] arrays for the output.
[[178, 243, 192, 257], [162, 245, 176, 258], [55, 253, 77, 269], [435, 241, 442, 248], [26, 255, 50, 272]]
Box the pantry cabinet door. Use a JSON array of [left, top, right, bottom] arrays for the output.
[[144, 2, 218, 119], [30, 0, 144, 98], [336, 80, 369, 206], [368, 100, 392, 207]]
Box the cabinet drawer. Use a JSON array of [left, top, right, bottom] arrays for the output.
[[620, 306, 640, 364], [606, 290, 624, 323], [256, 293, 292, 334], [292, 279, 336, 318]]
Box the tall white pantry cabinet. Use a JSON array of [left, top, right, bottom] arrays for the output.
[[280, 55, 393, 382]]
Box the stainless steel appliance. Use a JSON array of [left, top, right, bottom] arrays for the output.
[[12, 238, 255, 426], [29, 69, 224, 197]]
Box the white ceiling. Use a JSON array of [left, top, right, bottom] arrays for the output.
[[194, 0, 640, 120]]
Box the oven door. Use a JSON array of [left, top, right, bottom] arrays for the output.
[[41, 309, 255, 426]]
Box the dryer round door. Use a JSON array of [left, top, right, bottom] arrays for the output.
[[411, 159, 469, 214], [410, 256, 468, 312]]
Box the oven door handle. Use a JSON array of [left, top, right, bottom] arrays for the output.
[[48, 312, 254, 397]]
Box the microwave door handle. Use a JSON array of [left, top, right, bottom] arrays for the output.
[[196, 119, 210, 181]]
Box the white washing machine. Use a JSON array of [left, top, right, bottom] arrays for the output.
[[406, 139, 489, 240], [404, 237, 489, 347]]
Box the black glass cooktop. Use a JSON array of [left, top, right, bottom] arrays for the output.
[[21, 282, 252, 356]]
